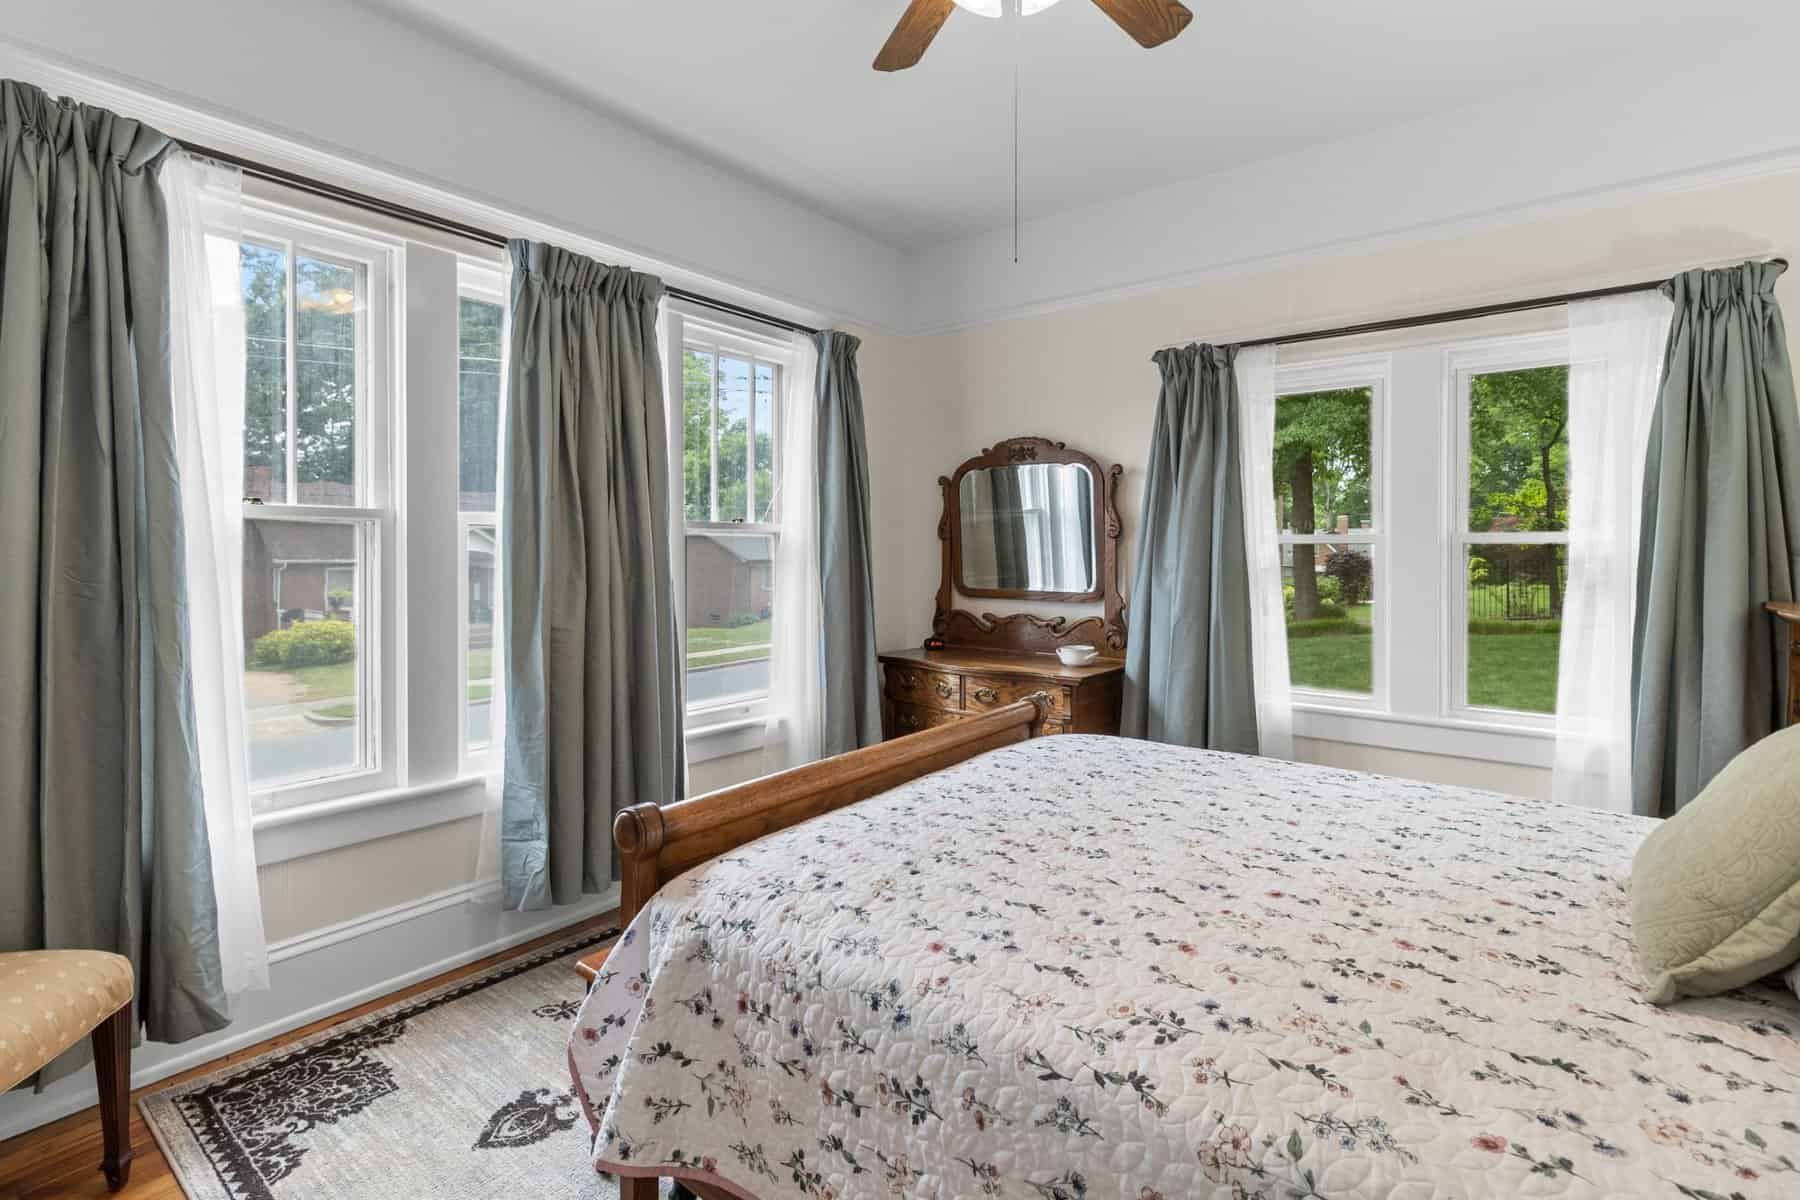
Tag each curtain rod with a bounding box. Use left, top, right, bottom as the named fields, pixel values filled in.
left=1229, top=261, right=1789, bottom=351
left=177, top=138, right=825, bottom=339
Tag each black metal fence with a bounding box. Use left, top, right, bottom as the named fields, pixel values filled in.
left=1468, top=544, right=1566, bottom=623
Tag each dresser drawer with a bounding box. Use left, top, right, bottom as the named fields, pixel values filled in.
left=961, top=674, right=1073, bottom=721
left=884, top=664, right=962, bottom=711
left=888, top=701, right=967, bottom=737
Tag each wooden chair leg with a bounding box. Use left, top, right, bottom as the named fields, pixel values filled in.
left=90, top=1001, right=134, bottom=1192
left=617, top=1176, right=659, bottom=1200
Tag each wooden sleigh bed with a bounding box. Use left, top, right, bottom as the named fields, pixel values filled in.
left=599, top=696, right=1057, bottom=1200
left=572, top=696, right=1800, bottom=1200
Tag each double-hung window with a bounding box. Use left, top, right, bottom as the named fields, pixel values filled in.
left=663, top=306, right=789, bottom=745
left=1275, top=361, right=1384, bottom=706
left=232, top=182, right=511, bottom=839
left=239, top=213, right=397, bottom=810
left=1270, top=320, right=1576, bottom=765
left=1448, top=336, right=1570, bottom=720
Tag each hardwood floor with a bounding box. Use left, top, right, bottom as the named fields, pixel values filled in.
left=0, top=910, right=619, bottom=1200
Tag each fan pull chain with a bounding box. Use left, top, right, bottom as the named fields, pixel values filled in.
left=1011, top=0, right=1022, bottom=264
left=1013, top=63, right=1021, bottom=265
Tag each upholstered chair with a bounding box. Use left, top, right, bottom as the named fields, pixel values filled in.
left=0, top=952, right=136, bottom=1191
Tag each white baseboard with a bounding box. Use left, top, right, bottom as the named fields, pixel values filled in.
left=0, top=880, right=619, bottom=1144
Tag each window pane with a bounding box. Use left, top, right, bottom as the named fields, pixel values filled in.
left=1468, top=366, right=1569, bottom=533
left=754, top=362, right=776, bottom=522
left=1466, top=544, right=1565, bottom=713
left=682, top=349, right=714, bottom=522
left=243, top=518, right=367, bottom=793
left=1285, top=542, right=1374, bottom=694
left=458, top=297, right=503, bottom=512
left=294, top=254, right=361, bottom=505
left=1275, top=388, right=1373, bottom=534
left=242, top=242, right=288, bottom=504
left=685, top=531, right=773, bottom=706
left=717, top=356, right=751, bottom=522
left=466, top=524, right=497, bottom=750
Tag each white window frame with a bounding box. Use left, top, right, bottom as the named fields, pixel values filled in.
left=235, top=184, right=510, bottom=863
left=241, top=203, right=401, bottom=813
left=663, top=304, right=794, bottom=757
left=457, top=262, right=507, bottom=769
left=1274, top=354, right=1390, bottom=715
left=1270, top=321, right=1577, bottom=769
left=1442, top=331, right=1571, bottom=730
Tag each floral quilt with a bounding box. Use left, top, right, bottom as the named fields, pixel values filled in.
left=569, top=735, right=1800, bottom=1199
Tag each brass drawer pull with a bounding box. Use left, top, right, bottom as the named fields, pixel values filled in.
left=972, top=686, right=999, bottom=705
left=934, top=680, right=955, bottom=699
left=899, top=711, right=923, bottom=730
left=895, top=670, right=920, bottom=689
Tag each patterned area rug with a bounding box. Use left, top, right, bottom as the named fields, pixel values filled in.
left=142, top=927, right=628, bottom=1200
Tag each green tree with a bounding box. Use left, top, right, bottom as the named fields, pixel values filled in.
left=242, top=243, right=287, bottom=500
left=1274, top=389, right=1371, bottom=620
left=1468, top=366, right=1569, bottom=613
left=458, top=297, right=503, bottom=506
left=292, top=256, right=358, bottom=500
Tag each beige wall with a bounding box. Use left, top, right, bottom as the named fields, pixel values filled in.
left=870, top=168, right=1800, bottom=799
left=257, top=815, right=486, bottom=943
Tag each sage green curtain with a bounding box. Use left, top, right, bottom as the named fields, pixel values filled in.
left=0, top=79, right=227, bottom=1055
left=1631, top=260, right=1800, bottom=816
left=501, top=241, right=684, bottom=910
left=1121, top=343, right=1259, bottom=752
left=816, top=331, right=881, bottom=754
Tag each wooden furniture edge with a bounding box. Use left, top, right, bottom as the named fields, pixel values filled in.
left=611, top=694, right=1053, bottom=928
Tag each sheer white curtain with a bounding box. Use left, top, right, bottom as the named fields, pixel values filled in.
left=1552, top=291, right=1671, bottom=811
left=163, top=154, right=269, bottom=995
left=1234, top=345, right=1294, bottom=759
left=765, top=334, right=825, bottom=770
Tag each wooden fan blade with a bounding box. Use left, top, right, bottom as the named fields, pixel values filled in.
left=1088, top=0, right=1193, bottom=48
left=874, top=0, right=958, bottom=71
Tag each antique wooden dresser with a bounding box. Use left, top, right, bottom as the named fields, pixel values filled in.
left=878, top=645, right=1123, bottom=737
left=878, top=435, right=1127, bottom=742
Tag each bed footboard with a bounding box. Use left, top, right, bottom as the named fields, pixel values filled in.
left=612, top=693, right=1054, bottom=926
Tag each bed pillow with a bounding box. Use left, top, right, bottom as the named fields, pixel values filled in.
left=1629, top=724, right=1800, bottom=1005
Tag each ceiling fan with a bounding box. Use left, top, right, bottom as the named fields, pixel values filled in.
left=874, top=0, right=1193, bottom=71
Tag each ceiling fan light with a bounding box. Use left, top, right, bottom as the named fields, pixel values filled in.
left=949, top=0, right=1066, bottom=16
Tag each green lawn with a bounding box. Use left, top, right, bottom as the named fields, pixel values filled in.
left=687, top=618, right=772, bottom=669
left=1286, top=604, right=1559, bottom=711
left=285, top=661, right=356, bottom=703
left=251, top=643, right=495, bottom=707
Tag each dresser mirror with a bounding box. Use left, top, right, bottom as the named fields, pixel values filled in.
left=934, top=436, right=1126, bottom=656
left=956, top=461, right=1098, bottom=596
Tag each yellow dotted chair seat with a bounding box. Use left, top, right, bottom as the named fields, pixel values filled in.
left=0, top=951, right=135, bottom=1092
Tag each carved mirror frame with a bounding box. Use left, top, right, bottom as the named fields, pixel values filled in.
left=935, top=436, right=1127, bottom=656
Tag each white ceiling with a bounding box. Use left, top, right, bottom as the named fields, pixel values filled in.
left=364, top=0, right=1743, bottom=251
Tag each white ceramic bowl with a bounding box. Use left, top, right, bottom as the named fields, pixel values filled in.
left=1056, top=645, right=1100, bottom=666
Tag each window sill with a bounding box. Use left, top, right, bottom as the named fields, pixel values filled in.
left=252, top=776, right=492, bottom=866
left=1292, top=703, right=1554, bottom=769
left=686, top=713, right=769, bottom=765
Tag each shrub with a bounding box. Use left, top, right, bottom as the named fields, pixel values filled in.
left=1323, top=550, right=1373, bottom=606
left=1315, top=576, right=1342, bottom=605
left=1467, top=619, right=1562, bottom=637
left=1286, top=617, right=1368, bottom=639
left=251, top=619, right=356, bottom=669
